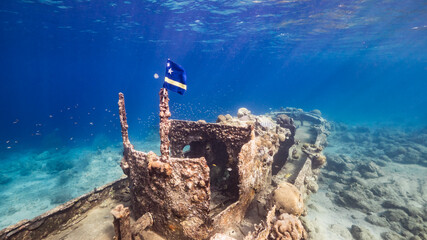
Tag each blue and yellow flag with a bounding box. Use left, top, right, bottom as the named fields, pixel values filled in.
left=163, top=59, right=187, bottom=95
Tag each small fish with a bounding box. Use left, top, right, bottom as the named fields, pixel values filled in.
left=70, top=137, right=73, bottom=141
left=227, top=168, right=232, bottom=171
left=7, top=146, right=11, bottom=149
left=89, top=122, right=94, bottom=125
left=13, top=119, right=19, bottom=124
left=212, top=164, right=217, bottom=167
left=49, top=115, right=53, bottom=118
left=6, top=140, right=10, bottom=143
left=285, top=173, right=292, bottom=178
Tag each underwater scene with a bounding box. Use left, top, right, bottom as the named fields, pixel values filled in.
left=0, top=0, right=426, bottom=239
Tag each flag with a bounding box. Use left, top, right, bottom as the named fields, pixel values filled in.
left=163, top=59, right=187, bottom=95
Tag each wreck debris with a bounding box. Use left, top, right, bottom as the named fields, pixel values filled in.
left=111, top=204, right=131, bottom=240
left=0, top=177, right=129, bottom=240
left=244, top=206, right=276, bottom=240
left=301, top=144, right=326, bottom=169
left=132, top=212, right=153, bottom=236
left=118, top=93, right=130, bottom=145
left=111, top=204, right=154, bottom=240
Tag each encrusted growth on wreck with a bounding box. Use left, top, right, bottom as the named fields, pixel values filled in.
left=169, top=119, right=254, bottom=215
left=118, top=92, right=211, bottom=239
left=159, top=88, right=172, bottom=162
left=117, top=93, right=307, bottom=239
left=209, top=108, right=329, bottom=240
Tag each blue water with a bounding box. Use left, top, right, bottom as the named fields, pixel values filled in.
left=0, top=0, right=426, bottom=230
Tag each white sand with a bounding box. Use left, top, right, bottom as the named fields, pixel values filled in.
left=305, top=129, right=427, bottom=240
left=0, top=144, right=124, bottom=229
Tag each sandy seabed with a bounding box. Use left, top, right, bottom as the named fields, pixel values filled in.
left=0, top=137, right=160, bottom=230
left=304, top=124, right=427, bottom=240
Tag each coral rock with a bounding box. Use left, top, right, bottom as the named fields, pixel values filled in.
left=312, top=154, right=326, bottom=167
left=276, top=114, right=293, bottom=126
left=350, top=225, right=376, bottom=240
left=217, top=115, right=227, bottom=123
left=211, top=233, right=237, bottom=240
left=238, top=108, right=251, bottom=118
left=271, top=213, right=307, bottom=240
left=310, top=109, right=322, bottom=116
left=273, top=182, right=304, bottom=216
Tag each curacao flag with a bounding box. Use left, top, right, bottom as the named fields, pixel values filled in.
left=163, top=59, right=187, bottom=95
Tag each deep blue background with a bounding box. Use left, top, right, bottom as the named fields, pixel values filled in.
left=1, top=0, right=426, bottom=152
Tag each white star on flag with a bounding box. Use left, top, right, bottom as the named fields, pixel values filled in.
left=168, top=68, right=173, bottom=74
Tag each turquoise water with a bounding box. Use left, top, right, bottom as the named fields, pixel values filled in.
left=0, top=0, right=426, bottom=231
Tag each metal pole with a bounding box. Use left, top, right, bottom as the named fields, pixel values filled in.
left=159, top=88, right=171, bottom=162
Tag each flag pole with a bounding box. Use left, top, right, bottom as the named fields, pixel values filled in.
left=159, top=87, right=171, bottom=162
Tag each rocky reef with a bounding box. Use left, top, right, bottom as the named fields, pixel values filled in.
left=304, top=123, right=427, bottom=240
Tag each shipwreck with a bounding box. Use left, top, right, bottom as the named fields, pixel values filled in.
left=0, top=88, right=329, bottom=240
